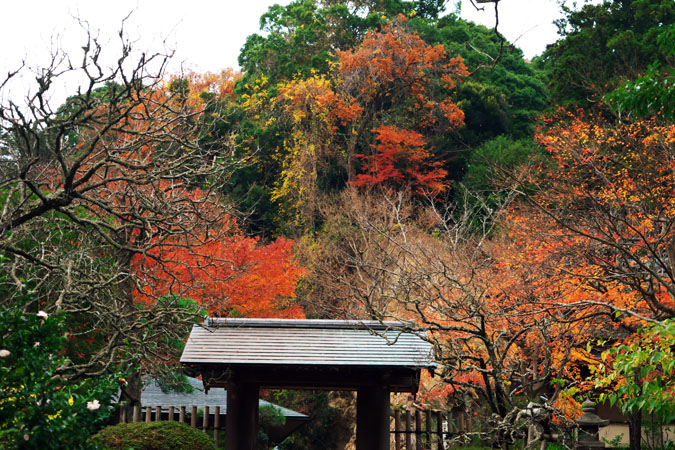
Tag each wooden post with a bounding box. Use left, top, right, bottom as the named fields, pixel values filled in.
left=395, top=410, right=402, bottom=450
left=356, top=385, right=390, bottom=450
left=145, top=406, right=151, bottom=423
left=226, top=382, right=259, bottom=450
left=426, top=409, right=432, bottom=447
left=120, top=407, right=127, bottom=424
left=191, top=406, right=198, bottom=428
left=405, top=410, right=412, bottom=450
left=179, top=406, right=185, bottom=424
left=203, top=405, right=210, bottom=433
left=436, top=411, right=443, bottom=450
left=214, top=406, right=221, bottom=445
left=458, top=413, right=465, bottom=446
left=169, top=406, right=175, bottom=422
left=132, top=405, right=141, bottom=423
left=415, top=409, right=422, bottom=450
left=155, top=406, right=161, bottom=422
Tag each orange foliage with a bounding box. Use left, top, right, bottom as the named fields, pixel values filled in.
left=492, top=113, right=675, bottom=407
left=336, top=16, right=467, bottom=130
left=131, top=222, right=305, bottom=318
left=166, top=69, right=240, bottom=109
left=526, top=113, right=675, bottom=323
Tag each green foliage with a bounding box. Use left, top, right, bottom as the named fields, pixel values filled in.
left=154, top=370, right=195, bottom=395
left=238, top=0, right=376, bottom=85
left=595, top=320, right=675, bottom=424
left=416, top=14, right=548, bottom=144
left=268, top=390, right=344, bottom=450
left=462, top=136, right=541, bottom=192
left=0, top=304, right=120, bottom=449
left=455, top=136, right=540, bottom=228
left=545, top=0, right=674, bottom=110
left=604, top=24, right=675, bottom=121
left=605, top=61, right=675, bottom=121
left=92, top=421, right=217, bottom=450
left=258, top=404, right=286, bottom=449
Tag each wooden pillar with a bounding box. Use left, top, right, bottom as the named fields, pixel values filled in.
left=406, top=411, right=412, bottom=450
left=203, top=405, right=210, bottom=433
left=394, top=410, right=402, bottom=450
left=132, top=405, right=141, bottom=423
left=214, top=406, right=221, bottom=445
left=226, top=383, right=259, bottom=450
left=356, top=385, right=390, bottom=450
left=415, top=409, right=422, bottom=450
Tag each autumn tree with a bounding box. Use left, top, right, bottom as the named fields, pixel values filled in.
left=233, top=1, right=547, bottom=236
left=350, top=125, right=449, bottom=194
left=0, top=25, right=253, bottom=402
left=525, top=113, right=675, bottom=325
left=336, top=16, right=467, bottom=179
left=265, top=17, right=467, bottom=230
left=296, top=188, right=582, bottom=447
left=499, top=111, right=675, bottom=449
left=132, top=218, right=305, bottom=319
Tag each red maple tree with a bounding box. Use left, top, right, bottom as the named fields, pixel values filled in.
left=350, top=125, right=449, bottom=194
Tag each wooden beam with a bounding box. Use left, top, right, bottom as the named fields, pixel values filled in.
left=200, top=364, right=421, bottom=393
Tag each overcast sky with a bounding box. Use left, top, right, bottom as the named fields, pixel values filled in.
left=0, top=0, right=590, bottom=104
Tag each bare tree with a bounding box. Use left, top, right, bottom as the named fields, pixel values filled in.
left=299, top=188, right=580, bottom=448
left=0, top=22, right=242, bottom=410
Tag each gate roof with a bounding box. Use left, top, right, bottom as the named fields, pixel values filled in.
left=180, top=318, right=435, bottom=393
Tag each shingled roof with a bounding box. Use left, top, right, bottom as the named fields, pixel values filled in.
left=180, top=318, right=435, bottom=368
left=141, top=377, right=307, bottom=419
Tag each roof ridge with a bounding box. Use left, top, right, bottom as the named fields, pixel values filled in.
left=205, top=317, right=411, bottom=330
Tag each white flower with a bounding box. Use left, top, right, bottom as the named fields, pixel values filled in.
left=37, top=311, right=48, bottom=320
left=86, top=400, right=101, bottom=411
left=33, top=342, right=40, bottom=347
left=0, top=349, right=10, bottom=357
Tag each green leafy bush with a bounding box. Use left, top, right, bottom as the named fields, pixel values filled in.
left=595, top=319, right=675, bottom=424
left=0, top=304, right=119, bottom=449
left=93, top=421, right=217, bottom=450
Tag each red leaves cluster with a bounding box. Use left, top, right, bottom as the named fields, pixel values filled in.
left=351, top=125, right=449, bottom=194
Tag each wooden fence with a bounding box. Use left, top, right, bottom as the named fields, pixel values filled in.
left=119, top=405, right=223, bottom=446
left=118, top=404, right=471, bottom=449
left=391, top=408, right=474, bottom=450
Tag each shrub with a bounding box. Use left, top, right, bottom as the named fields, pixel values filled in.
left=93, top=421, right=217, bottom=450
left=0, top=304, right=119, bottom=449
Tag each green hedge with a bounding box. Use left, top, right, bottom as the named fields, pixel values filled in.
left=93, top=421, right=217, bottom=450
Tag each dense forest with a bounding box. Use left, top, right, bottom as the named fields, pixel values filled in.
left=0, top=0, right=673, bottom=449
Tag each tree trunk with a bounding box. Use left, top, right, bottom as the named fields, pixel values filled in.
left=628, top=410, right=641, bottom=450
left=628, top=368, right=642, bottom=450
left=120, top=370, right=142, bottom=420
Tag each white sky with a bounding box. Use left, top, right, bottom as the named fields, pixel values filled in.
left=0, top=0, right=588, bottom=104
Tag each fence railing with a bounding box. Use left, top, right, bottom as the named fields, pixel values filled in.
left=119, top=404, right=472, bottom=450
left=119, top=405, right=223, bottom=446
left=391, top=408, right=473, bottom=450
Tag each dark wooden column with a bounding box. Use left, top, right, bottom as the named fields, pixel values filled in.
left=225, top=382, right=259, bottom=450
left=356, top=384, right=390, bottom=450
